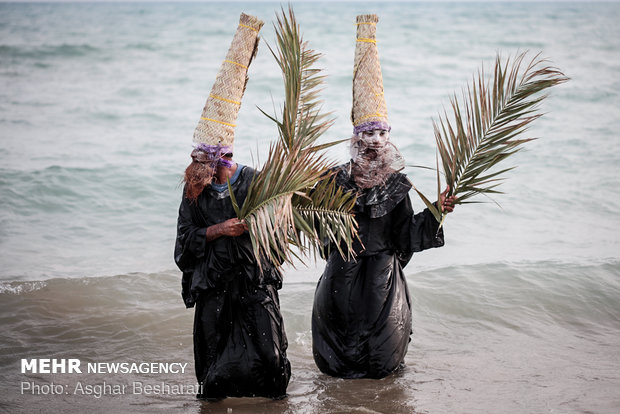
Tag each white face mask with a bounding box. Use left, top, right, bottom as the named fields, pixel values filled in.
left=360, top=129, right=390, bottom=149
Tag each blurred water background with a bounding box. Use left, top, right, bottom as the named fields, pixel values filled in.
left=1, top=2, right=619, bottom=413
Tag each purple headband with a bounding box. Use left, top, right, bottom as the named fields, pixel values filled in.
left=353, top=121, right=391, bottom=135
left=191, top=143, right=234, bottom=168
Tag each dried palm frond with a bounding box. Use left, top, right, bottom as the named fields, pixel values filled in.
left=259, top=7, right=334, bottom=153
left=291, top=175, right=358, bottom=261
left=230, top=6, right=358, bottom=267
left=414, top=52, right=569, bottom=227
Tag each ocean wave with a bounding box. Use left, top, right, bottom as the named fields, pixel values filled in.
left=1, top=267, right=619, bottom=414
left=2, top=259, right=619, bottom=329
left=0, top=270, right=191, bottom=387
left=0, top=164, right=177, bottom=215
left=0, top=43, right=101, bottom=60
left=124, top=42, right=158, bottom=52
left=0, top=280, right=47, bottom=295
left=409, top=258, right=620, bottom=335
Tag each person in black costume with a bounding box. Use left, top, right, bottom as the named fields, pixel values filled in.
left=311, top=14, right=456, bottom=379
left=311, top=146, right=455, bottom=379
left=176, top=156, right=291, bottom=399
left=312, top=129, right=457, bottom=379
left=174, top=13, right=290, bottom=400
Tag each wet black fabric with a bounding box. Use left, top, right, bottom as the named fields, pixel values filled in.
left=332, top=162, right=413, bottom=219
left=312, top=165, right=444, bottom=379
left=175, top=166, right=291, bottom=399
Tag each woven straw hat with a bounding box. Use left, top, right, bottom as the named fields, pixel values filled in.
left=351, top=14, right=390, bottom=134
left=192, top=13, right=264, bottom=151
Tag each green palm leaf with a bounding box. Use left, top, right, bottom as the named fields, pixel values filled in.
left=230, top=6, right=358, bottom=268
left=416, top=52, right=569, bottom=227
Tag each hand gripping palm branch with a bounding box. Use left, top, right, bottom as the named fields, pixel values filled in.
left=229, top=7, right=358, bottom=268
left=413, top=52, right=569, bottom=228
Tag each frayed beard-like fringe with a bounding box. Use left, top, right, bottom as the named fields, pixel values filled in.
left=351, top=156, right=397, bottom=189
left=183, top=160, right=216, bottom=201
left=350, top=142, right=405, bottom=189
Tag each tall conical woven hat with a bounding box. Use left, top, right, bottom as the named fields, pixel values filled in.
left=351, top=14, right=390, bottom=134
left=193, top=13, right=264, bottom=151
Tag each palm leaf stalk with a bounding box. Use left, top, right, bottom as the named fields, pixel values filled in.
left=230, top=6, right=358, bottom=268
left=413, top=52, right=569, bottom=228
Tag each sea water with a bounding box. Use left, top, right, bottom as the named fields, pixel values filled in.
left=1, top=2, right=619, bottom=413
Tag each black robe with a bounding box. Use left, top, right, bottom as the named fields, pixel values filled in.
left=312, top=163, right=444, bottom=379
left=175, top=166, right=291, bottom=399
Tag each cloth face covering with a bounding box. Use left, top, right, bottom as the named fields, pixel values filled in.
left=192, top=143, right=234, bottom=169
left=184, top=144, right=234, bottom=200
left=350, top=129, right=405, bottom=189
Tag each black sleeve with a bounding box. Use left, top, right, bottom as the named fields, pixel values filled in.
left=392, top=195, right=445, bottom=268
left=410, top=205, right=445, bottom=252
left=174, top=194, right=207, bottom=308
